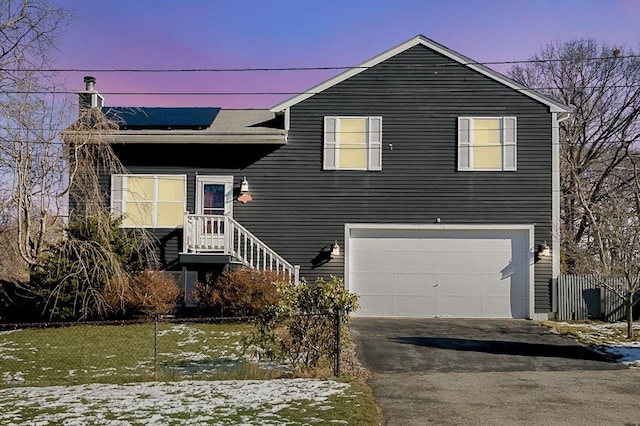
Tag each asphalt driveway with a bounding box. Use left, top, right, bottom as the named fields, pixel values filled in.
left=349, top=318, right=640, bottom=425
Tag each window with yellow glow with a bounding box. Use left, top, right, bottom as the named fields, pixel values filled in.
left=458, top=117, right=517, bottom=171
left=111, top=175, right=186, bottom=228
left=324, top=116, right=382, bottom=171
left=338, top=118, right=368, bottom=169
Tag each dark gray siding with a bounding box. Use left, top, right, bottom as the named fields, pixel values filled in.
left=108, top=44, right=555, bottom=312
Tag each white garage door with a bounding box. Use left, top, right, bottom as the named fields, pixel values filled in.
left=346, top=225, right=533, bottom=319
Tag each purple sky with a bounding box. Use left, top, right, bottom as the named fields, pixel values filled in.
left=52, top=0, right=640, bottom=109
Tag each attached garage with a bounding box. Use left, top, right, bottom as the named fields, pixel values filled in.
left=345, top=224, right=534, bottom=319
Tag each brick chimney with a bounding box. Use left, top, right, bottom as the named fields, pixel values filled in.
left=77, top=76, right=104, bottom=114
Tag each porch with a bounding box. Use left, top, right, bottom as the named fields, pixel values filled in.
left=181, top=214, right=300, bottom=283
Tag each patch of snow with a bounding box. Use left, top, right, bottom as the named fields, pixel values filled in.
left=2, top=371, right=25, bottom=384
left=551, top=321, right=640, bottom=369
left=593, top=341, right=640, bottom=369
left=0, top=379, right=350, bottom=425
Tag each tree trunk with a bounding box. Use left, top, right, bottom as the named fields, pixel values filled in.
left=626, top=294, right=634, bottom=340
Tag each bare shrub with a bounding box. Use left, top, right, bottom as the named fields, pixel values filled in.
left=104, top=269, right=180, bottom=317
left=192, top=267, right=283, bottom=317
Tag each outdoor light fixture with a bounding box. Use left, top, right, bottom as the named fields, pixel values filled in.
left=538, top=242, right=550, bottom=257
left=237, top=177, right=252, bottom=203
left=240, top=177, right=250, bottom=194
left=331, top=240, right=340, bottom=257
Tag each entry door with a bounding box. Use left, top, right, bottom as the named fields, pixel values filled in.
left=195, top=176, right=234, bottom=250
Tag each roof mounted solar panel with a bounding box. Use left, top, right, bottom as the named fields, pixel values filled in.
left=103, top=107, right=220, bottom=129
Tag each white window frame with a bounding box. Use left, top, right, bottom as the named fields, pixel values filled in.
left=324, top=116, right=382, bottom=171
left=111, top=174, right=187, bottom=228
left=458, top=116, right=517, bottom=171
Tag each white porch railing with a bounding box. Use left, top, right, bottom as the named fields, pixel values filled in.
left=183, top=214, right=300, bottom=284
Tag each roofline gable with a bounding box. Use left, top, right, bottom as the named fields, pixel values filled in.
left=270, top=35, right=571, bottom=114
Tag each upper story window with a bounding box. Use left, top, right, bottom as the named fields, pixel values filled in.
left=458, top=117, right=517, bottom=171
left=323, top=116, right=382, bottom=171
left=111, top=174, right=186, bottom=228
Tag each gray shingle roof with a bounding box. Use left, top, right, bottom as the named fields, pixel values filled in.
left=104, top=109, right=286, bottom=145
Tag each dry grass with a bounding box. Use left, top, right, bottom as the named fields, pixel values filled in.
left=543, top=320, right=640, bottom=345
left=339, top=329, right=373, bottom=380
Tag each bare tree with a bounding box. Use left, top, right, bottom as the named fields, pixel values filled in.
left=510, top=40, right=639, bottom=260
left=0, top=0, right=68, bottom=91
left=0, top=0, right=70, bottom=291
left=571, top=152, right=640, bottom=337
left=0, top=76, right=70, bottom=266
left=510, top=39, right=640, bottom=336
left=0, top=1, right=157, bottom=321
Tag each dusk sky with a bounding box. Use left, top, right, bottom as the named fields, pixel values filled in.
left=52, top=0, right=640, bottom=109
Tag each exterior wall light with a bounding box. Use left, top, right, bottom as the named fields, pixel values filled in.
left=538, top=242, right=550, bottom=257
left=331, top=240, right=340, bottom=257
left=238, top=177, right=252, bottom=204
left=240, top=177, right=250, bottom=194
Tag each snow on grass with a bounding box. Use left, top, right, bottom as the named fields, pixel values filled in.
left=2, top=372, right=25, bottom=385
left=549, top=321, right=640, bottom=368
left=0, top=341, right=21, bottom=361
left=0, top=379, right=350, bottom=425
left=153, top=324, right=291, bottom=376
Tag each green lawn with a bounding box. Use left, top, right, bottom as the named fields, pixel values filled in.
left=0, top=322, right=382, bottom=425
left=1, top=322, right=260, bottom=386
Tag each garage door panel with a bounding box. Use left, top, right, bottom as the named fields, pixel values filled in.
left=437, top=251, right=480, bottom=272
left=357, top=295, right=397, bottom=317
left=394, top=296, right=438, bottom=317
left=350, top=250, right=396, bottom=273
left=438, top=295, right=483, bottom=317
left=353, top=248, right=441, bottom=273
left=349, top=244, right=397, bottom=271
left=506, top=255, right=530, bottom=271
left=394, top=273, right=440, bottom=297
left=481, top=277, right=514, bottom=296
left=503, top=274, right=530, bottom=298
left=485, top=254, right=518, bottom=272
left=438, top=251, right=517, bottom=274
left=350, top=272, right=395, bottom=295
left=390, top=251, right=440, bottom=272
left=509, top=296, right=529, bottom=318
left=437, top=237, right=508, bottom=252
left=352, top=272, right=440, bottom=298
left=348, top=226, right=532, bottom=319
left=481, top=296, right=514, bottom=318
left=437, top=273, right=483, bottom=295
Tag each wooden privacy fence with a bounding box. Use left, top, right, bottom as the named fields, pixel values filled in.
left=557, top=275, right=638, bottom=321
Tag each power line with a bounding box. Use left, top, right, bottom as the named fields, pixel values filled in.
left=2, top=137, right=637, bottom=148
left=3, top=55, right=639, bottom=73
left=3, top=84, right=639, bottom=97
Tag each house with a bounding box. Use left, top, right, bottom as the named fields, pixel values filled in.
left=70, top=35, right=570, bottom=320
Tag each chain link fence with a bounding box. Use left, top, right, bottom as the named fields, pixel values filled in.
left=0, top=313, right=347, bottom=388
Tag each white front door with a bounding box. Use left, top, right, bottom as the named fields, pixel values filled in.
left=195, top=176, right=234, bottom=250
